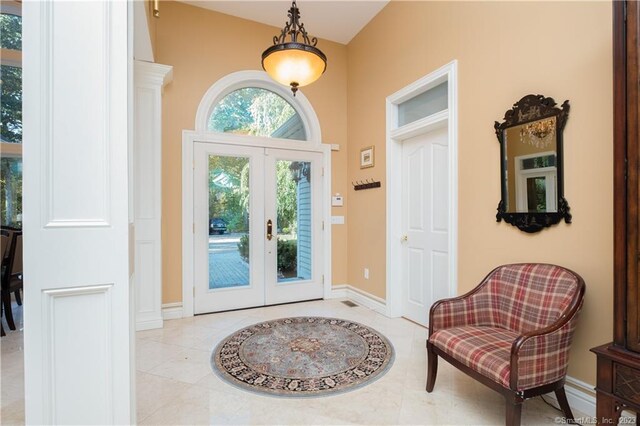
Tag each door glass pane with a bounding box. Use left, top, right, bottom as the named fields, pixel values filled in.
left=208, top=155, right=250, bottom=289
left=276, top=160, right=312, bottom=283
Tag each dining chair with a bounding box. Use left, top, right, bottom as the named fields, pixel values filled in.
left=2, top=232, right=23, bottom=331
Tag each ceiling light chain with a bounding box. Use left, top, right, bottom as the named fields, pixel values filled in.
left=274, top=2, right=317, bottom=47
left=262, top=1, right=327, bottom=96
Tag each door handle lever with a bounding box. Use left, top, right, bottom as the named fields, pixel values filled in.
left=267, top=219, right=273, bottom=241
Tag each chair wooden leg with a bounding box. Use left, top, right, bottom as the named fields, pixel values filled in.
left=426, top=341, right=438, bottom=392
left=555, top=386, right=575, bottom=423
left=14, top=289, right=21, bottom=306
left=2, top=291, right=15, bottom=330
left=505, top=399, right=522, bottom=426
left=1, top=299, right=4, bottom=336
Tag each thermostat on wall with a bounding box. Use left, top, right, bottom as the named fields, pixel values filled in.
left=332, top=194, right=344, bottom=207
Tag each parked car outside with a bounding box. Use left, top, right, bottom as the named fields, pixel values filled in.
left=209, top=218, right=227, bottom=235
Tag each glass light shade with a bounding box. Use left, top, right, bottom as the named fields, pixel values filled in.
left=262, top=44, right=326, bottom=89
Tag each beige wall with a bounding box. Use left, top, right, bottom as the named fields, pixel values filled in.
left=346, top=1, right=612, bottom=386
left=144, top=0, right=157, bottom=58
left=156, top=1, right=349, bottom=303
left=155, top=0, right=612, bottom=387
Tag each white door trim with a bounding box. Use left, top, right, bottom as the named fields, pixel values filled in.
left=385, top=60, right=458, bottom=318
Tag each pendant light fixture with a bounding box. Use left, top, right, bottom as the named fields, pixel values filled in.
left=262, top=1, right=327, bottom=96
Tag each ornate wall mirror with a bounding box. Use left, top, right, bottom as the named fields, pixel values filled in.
left=494, top=95, right=572, bottom=233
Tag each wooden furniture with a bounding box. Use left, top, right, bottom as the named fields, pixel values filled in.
left=1, top=231, right=22, bottom=331
left=590, top=1, right=640, bottom=423
left=0, top=231, right=8, bottom=337
left=426, top=263, right=586, bottom=426
left=0, top=227, right=22, bottom=305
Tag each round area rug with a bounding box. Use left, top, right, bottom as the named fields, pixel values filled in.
left=211, top=316, right=395, bottom=397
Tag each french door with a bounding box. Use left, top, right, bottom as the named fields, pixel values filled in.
left=193, top=142, right=324, bottom=314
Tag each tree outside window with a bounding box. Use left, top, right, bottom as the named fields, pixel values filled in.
left=1, top=10, right=23, bottom=227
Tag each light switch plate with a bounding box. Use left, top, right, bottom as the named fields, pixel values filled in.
left=331, top=216, right=345, bottom=225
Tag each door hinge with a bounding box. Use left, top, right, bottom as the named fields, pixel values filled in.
left=322, top=274, right=325, bottom=284
left=322, top=221, right=325, bottom=230
left=322, top=167, right=325, bottom=177
left=193, top=223, right=195, bottom=233
left=193, top=287, right=195, bottom=297
left=193, top=160, right=195, bottom=170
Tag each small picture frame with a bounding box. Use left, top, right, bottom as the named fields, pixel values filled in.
left=360, top=146, right=375, bottom=169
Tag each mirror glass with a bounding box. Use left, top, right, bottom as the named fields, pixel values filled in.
left=495, top=95, right=571, bottom=233
left=503, top=116, right=557, bottom=213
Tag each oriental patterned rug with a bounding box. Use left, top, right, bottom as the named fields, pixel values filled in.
left=211, top=316, right=395, bottom=397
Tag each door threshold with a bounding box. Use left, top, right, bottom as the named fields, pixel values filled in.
left=194, top=298, right=323, bottom=316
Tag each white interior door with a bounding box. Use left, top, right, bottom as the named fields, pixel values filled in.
left=194, top=143, right=324, bottom=314
left=401, top=127, right=450, bottom=326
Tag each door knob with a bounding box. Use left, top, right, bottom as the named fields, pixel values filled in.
left=267, top=219, right=273, bottom=241
left=401, top=235, right=408, bottom=242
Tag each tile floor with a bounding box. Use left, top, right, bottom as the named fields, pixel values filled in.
left=1, top=298, right=586, bottom=425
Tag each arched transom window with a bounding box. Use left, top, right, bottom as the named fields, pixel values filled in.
left=208, top=87, right=307, bottom=141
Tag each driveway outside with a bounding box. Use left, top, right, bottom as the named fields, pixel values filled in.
left=208, top=232, right=249, bottom=289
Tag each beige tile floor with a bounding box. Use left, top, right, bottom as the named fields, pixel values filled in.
left=1, top=298, right=586, bottom=425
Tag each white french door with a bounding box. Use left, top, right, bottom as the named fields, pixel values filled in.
left=194, top=142, right=324, bottom=314
left=401, top=127, right=451, bottom=326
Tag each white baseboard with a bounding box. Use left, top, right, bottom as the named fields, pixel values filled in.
left=329, top=284, right=387, bottom=315
left=329, top=284, right=349, bottom=299
left=162, top=302, right=183, bottom=320
left=135, top=318, right=163, bottom=331
left=546, top=376, right=595, bottom=418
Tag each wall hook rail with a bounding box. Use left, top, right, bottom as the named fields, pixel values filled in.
left=352, top=179, right=381, bottom=191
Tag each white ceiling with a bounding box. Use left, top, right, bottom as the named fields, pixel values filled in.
left=178, top=1, right=389, bottom=44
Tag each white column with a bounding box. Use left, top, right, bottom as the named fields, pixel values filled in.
left=134, top=61, right=172, bottom=331
left=23, top=1, right=133, bottom=423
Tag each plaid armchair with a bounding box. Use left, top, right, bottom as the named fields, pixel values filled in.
left=426, top=264, right=585, bottom=426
